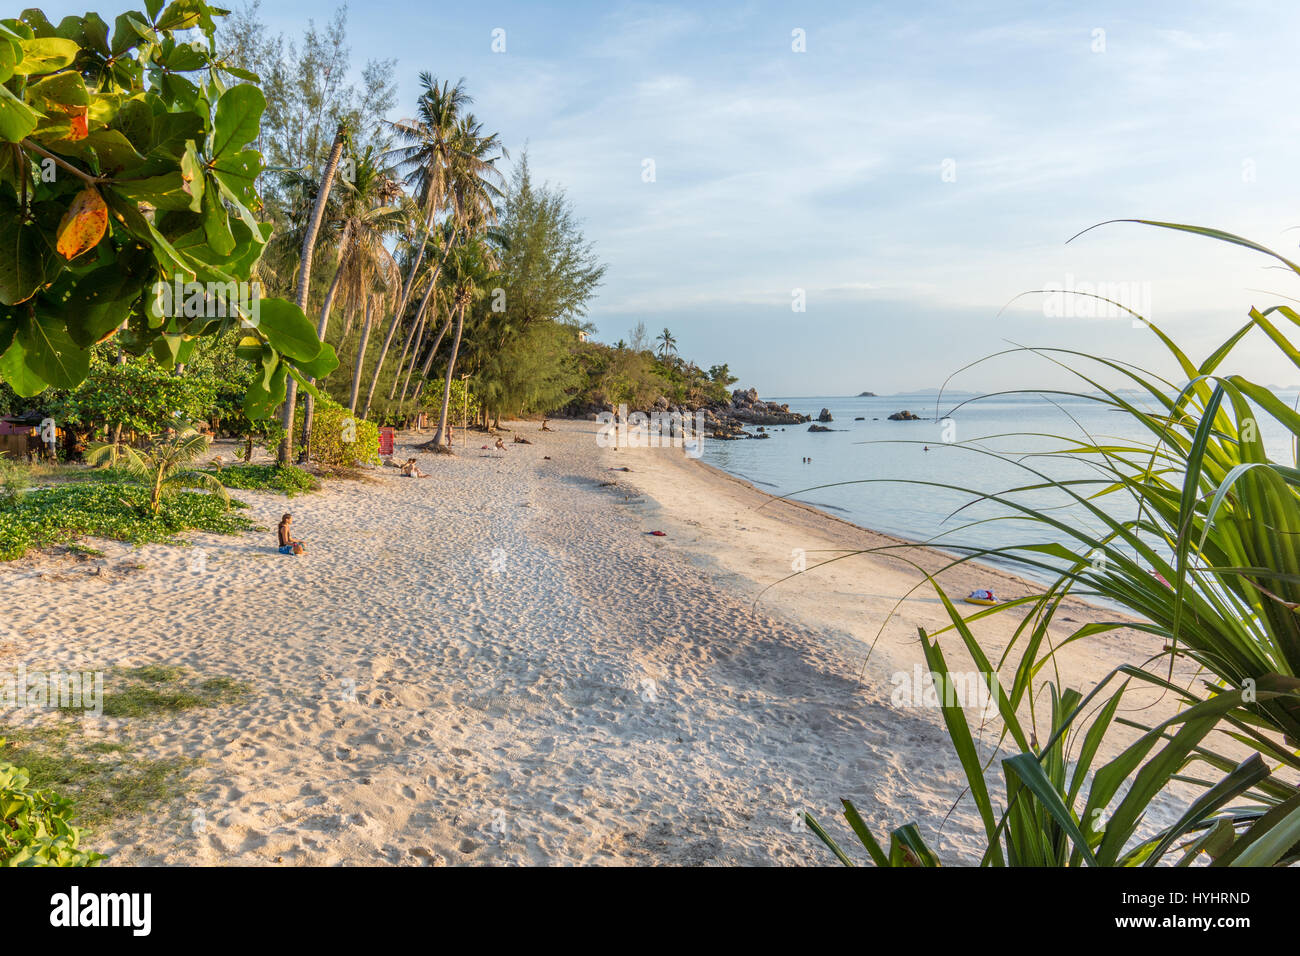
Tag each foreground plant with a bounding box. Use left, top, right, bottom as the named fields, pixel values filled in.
left=86, top=426, right=227, bottom=515
left=1, top=749, right=101, bottom=866
left=806, top=223, right=1300, bottom=865
left=808, top=616, right=1300, bottom=867
left=0, top=2, right=337, bottom=412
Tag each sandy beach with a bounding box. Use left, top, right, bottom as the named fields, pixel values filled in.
left=0, top=418, right=1201, bottom=866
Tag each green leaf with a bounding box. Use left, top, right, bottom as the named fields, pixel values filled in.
left=17, top=310, right=89, bottom=387
left=12, top=36, right=79, bottom=73
left=243, top=361, right=287, bottom=419
left=293, top=342, right=338, bottom=379
left=0, top=192, right=50, bottom=304
left=199, top=175, right=234, bottom=254
left=0, top=84, right=39, bottom=141
left=210, top=84, right=263, bottom=160
left=0, top=332, right=46, bottom=396
left=255, top=297, right=322, bottom=362
left=211, top=148, right=261, bottom=206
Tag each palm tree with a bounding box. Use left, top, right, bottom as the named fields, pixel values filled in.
left=87, top=428, right=230, bottom=516
left=361, top=75, right=503, bottom=420
left=300, top=147, right=405, bottom=458
left=404, top=117, right=505, bottom=409
left=279, top=123, right=350, bottom=464
left=657, top=328, right=676, bottom=359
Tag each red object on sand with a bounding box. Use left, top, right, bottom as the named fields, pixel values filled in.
left=378, top=427, right=395, bottom=456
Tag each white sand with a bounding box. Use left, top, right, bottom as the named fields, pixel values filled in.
left=0, top=419, right=1206, bottom=865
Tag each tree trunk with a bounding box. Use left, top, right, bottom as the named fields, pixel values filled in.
left=299, top=250, right=347, bottom=462
left=411, top=310, right=453, bottom=403
left=427, top=301, right=466, bottom=448
left=349, top=295, right=374, bottom=414
left=395, top=302, right=428, bottom=402
left=362, top=223, right=459, bottom=419
left=388, top=276, right=434, bottom=399
left=279, top=123, right=347, bottom=464
left=359, top=211, right=436, bottom=420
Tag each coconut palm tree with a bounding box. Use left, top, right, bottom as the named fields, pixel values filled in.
left=279, top=123, right=350, bottom=464
left=361, top=76, right=503, bottom=420
left=300, top=147, right=405, bottom=458
left=657, top=328, right=677, bottom=359
left=403, top=117, right=505, bottom=409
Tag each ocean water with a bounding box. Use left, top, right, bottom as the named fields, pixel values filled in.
left=700, top=390, right=1300, bottom=583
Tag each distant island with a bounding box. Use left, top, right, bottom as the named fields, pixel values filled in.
left=857, top=391, right=877, bottom=397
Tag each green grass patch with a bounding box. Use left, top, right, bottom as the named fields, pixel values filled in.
left=0, top=483, right=253, bottom=561
left=84, top=666, right=253, bottom=718
left=200, top=463, right=320, bottom=496
left=1, top=725, right=196, bottom=832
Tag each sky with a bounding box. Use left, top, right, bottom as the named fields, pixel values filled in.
left=45, top=0, right=1300, bottom=395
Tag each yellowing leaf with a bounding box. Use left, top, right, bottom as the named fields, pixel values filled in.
left=55, top=187, right=108, bottom=260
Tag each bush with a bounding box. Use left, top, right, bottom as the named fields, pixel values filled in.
left=0, top=756, right=102, bottom=866
left=54, top=362, right=217, bottom=439
left=305, top=398, right=380, bottom=466
left=203, top=464, right=319, bottom=496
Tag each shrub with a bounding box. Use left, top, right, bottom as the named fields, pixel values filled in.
left=202, top=464, right=319, bottom=496
left=0, top=756, right=102, bottom=866
left=305, top=398, right=380, bottom=466
left=0, top=459, right=30, bottom=510
left=54, top=363, right=217, bottom=439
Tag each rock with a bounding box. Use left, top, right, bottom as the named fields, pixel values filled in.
left=817, top=408, right=833, bottom=422
left=808, top=424, right=833, bottom=433
left=854, top=416, right=865, bottom=421
left=887, top=410, right=922, bottom=421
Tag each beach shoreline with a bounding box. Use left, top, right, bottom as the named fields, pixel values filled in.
left=0, top=418, right=1195, bottom=865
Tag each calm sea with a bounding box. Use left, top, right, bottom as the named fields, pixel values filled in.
left=700, top=390, right=1299, bottom=583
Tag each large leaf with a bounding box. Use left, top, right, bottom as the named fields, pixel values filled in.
left=256, top=297, right=322, bottom=362
left=210, top=83, right=263, bottom=160
left=294, top=341, right=338, bottom=379
left=0, top=192, right=50, bottom=304
left=54, top=186, right=109, bottom=260
left=12, top=36, right=79, bottom=73
left=0, top=83, right=39, bottom=141
left=16, top=310, right=89, bottom=387
left=0, top=332, right=46, bottom=396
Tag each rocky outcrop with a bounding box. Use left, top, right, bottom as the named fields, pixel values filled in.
left=808, top=424, right=833, bottom=433
left=728, top=387, right=810, bottom=425
left=887, top=410, right=923, bottom=421
left=817, top=408, right=833, bottom=422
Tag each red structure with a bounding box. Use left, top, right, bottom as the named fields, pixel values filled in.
left=378, top=427, right=395, bottom=456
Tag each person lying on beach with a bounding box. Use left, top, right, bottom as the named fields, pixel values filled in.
left=278, top=514, right=306, bottom=555
left=400, top=458, right=430, bottom=478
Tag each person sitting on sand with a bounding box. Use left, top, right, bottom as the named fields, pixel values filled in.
left=540, top=418, right=553, bottom=432
left=494, top=436, right=506, bottom=452
left=400, top=457, right=429, bottom=478
left=278, top=514, right=305, bottom=555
